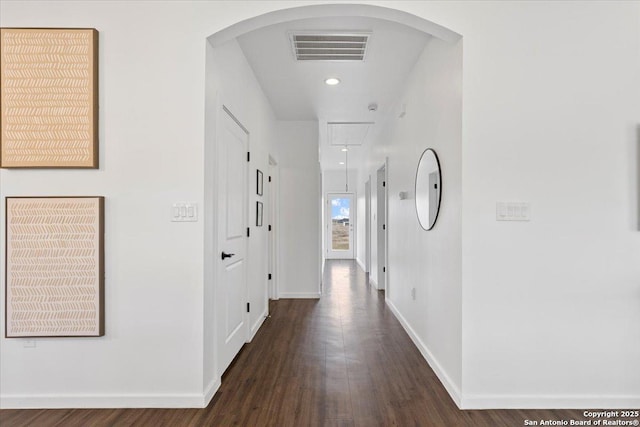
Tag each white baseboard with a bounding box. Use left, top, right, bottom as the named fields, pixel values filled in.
left=203, top=377, right=221, bottom=407
left=385, top=301, right=639, bottom=410
left=278, top=292, right=321, bottom=299
left=248, top=307, right=268, bottom=342
left=385, top=299, right=462, bottom=408
left=369, top=277, right=377, bottom=289
left=356, top=257, right=366, bottom=272
left=461, top=394, right=640, bottom=410
left=1, top=377, right=223, bottom=409
left=0, top=392, right=208, bottom=409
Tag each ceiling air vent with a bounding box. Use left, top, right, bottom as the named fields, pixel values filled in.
left=290, top=32, right=370, bottom=61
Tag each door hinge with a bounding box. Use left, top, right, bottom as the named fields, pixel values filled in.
left=247, top=227, right=250, bottom=237
left=268, top=273, right=272, bottom=280
left=247, top=151, right=250, bottom=162
left=383, top=267, right=386, bottom=273
left=268, top=176, right=272, bottom=182
left=383, top=224, right=386, bottom=230
left=247, top=302, right=250, bottom=313
left=383, top=181, right=386, bottom=187
left=268, top=224, right=272, bottom=231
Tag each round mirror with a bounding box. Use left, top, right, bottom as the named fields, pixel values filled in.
left=415, top=148, right=442, bottom=230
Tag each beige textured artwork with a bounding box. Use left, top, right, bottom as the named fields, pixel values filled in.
left=5, top=197, right=105, bottom=337
left=0, top=28, right=98, bottom=168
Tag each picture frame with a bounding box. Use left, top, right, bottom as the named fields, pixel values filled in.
left=5, top=196, right=105, bottom=337
left=0, top=28, right=99, bottom=168
left=256, top=201, right=263, bottom=227
left=257, top=169, right=263, bottom=196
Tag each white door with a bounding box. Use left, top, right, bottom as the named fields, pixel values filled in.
left=217, top=107, right=248, bottom=375
left=365, top=179, right=371, bottom=273
left=326, top=193, right=354, bottom=259
left=377, top=166, right=386, bottom=290
left=268, top=159, right=279, bottom=300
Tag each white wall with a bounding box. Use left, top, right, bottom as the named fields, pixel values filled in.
left=359, top=0, right=640, bottom=409
left=204, top=37, right=277, bottom=394
left=0, top=1, right=217, bottom=409
left=447, top=2, right=640, bottom=409
left=1, top=0, right=639, bottom=411
left=275, top=121, right=322, bottom=298
left=357, top=36, right=463, bottom=401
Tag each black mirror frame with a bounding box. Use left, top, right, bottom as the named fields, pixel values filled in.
left=415, top=148, right=442, bottom=231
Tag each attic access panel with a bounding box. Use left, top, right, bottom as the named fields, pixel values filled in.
left=328, top=122, right=375, bottom=146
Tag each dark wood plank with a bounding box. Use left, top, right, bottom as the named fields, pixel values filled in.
left=0, top=260, right=616, bottom=426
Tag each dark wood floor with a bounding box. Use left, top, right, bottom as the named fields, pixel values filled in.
left=1, top=260, right=596, bottom=426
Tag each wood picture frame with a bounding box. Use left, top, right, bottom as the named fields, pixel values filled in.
left=256, top=201, right=263, bottom=227
left=5, top=196, right=105, bottom=337
left=257, top=169, right=263, bottom=196
left=0, top=28, right=99, bottom=168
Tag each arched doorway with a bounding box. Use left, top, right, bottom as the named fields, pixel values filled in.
left=203, top=4, right=463, bottom=408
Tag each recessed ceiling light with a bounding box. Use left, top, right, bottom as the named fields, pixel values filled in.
left=325, top=77, right=341, bottom=86
left=339, top=162, right=345, bottom=165
left=341, top=148, right=348, bottom=152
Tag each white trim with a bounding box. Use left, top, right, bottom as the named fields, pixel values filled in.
left=248, top=307, right=268, bottom=342
left=386, top=299, right=462, bottom=408
left=0, top=391, right=214, bottom=409
left=203, top=377, right=222, bottom=408
left=369, top=277, right=378, bottom=289
left=279, top=292, right=321, bottom=299
left=461, top=394, right=640, bottom=410
left=356, top=257, right=366, bottom=272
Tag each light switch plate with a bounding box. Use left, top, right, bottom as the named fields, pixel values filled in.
left=172, top=202, right=198, bottom=222
left=496, top=202, right=531, bottom=221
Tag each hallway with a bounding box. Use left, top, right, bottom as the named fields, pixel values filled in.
left=1, top=260, right=589, bottom=426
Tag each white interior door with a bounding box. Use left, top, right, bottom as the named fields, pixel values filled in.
left=217, top=107, right=248, bottom=375
left=268, top=159, right=279, bottom=300
left=326, top=193, right=354, bottom=259
left=377, top=166, right=386, bottom=290
left=365, top=179, right=371, bottom=273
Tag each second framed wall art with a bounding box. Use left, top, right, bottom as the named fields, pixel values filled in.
left=5, top=196, right=105, bottom=337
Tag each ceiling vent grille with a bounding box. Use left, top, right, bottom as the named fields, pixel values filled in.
left=290, top=32, right=370, bottom=61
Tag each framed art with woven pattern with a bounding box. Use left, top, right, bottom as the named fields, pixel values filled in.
left=5, top=197, right=105, bottom=337
left=0, top=28, right=99, bottom=168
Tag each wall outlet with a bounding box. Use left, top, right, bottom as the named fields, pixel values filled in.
left=411, top=288, right=416, bottom=300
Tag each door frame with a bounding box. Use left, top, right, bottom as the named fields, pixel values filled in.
left=325, top=192, right=356, bottom=259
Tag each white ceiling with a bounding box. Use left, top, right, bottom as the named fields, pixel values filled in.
left=237, top=16, right=431, bottom=170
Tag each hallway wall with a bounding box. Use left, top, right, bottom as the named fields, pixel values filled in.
left=204, top=38, right=277, bottom=394
left=275, top=121, right=322, bottom=298
left=355, top=0, right=640, bottom=409
left=357, top=35, right=463, bottom=403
